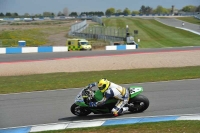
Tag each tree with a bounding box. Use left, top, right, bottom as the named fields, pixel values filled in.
left=35, top=14, right=42, bottom=17
left=80, top=12, right=86, bottom=16
left=79, top=11, right=104, bottom=16
left=139, top=5, right=153, bottom=14
left=13, top=12, right=18, bottom=16
left=139, top=5, right=146, bottom=14
left=145, top=6, right=153, bottom=14
left=123, top=8, right=131, bottom=15
left=63, top=7, right=69, bottom=16
left=88, top=11, right=95, bottom=16
left=116, top=9, right=122, bottom=14
left=105, top=8, right=115, bottom=15
left=69, top=12, right=78, bottom=17
left=24, top=13, right=30, bottom=17
left=43, top=12, right=52, bottom=17
left=96, top=11, right=104, bottom=16
left=57, top=11, right=63, bottom=16
left=153, top=5, right=169, bottom=14
left=196, top=5, right=200, bottom=12
left=132, top=10, right=139, bottom=15
left=6, top=12, right=12, bottom=16
left=0, top=12, right=4, bottom=16
left=182, top=5, right=196, bottom=12
left=155, top=5, right=164, bottom=14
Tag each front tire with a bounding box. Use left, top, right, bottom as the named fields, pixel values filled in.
left=70, top=103, right=91, bottom=116
left=128, top=94, right=149, bottom=113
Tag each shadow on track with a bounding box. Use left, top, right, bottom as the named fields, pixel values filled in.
left=58, top=112, right=138, bottom=122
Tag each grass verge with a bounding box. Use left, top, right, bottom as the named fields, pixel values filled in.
left=102, top=18, right=200, bottom=48
left=0, top=20, right=73, bottom=47
left=1, top=66, right=200, bottom=94
left=0, top=28, right=47, bottom=47
left=34, top=121, right=200, bottom=133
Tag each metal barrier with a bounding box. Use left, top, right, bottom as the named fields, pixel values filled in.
left=92, top=16, right=103, bottom=25
left=73, top=32, right=124, bottom=42
left=68, top=18, right=127, bottom=42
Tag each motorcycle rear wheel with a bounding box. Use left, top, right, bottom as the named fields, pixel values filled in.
left=71, top=103, right=91, bottom=116
left=128, top=94, right=149, bottom=113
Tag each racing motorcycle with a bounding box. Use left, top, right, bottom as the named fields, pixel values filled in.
left=71, top=86, right=149, bottom=116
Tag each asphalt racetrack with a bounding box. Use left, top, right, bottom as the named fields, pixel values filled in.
left=1, top=46, right=200, bottom=63
left=155, top=17, right=200, bottom=34
left=1, top=47, right=200, bottom=129
left=0, top=79, right=200, bottom=128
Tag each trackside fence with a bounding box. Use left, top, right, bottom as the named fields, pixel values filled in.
left=68, top=18, right=128, bottom=42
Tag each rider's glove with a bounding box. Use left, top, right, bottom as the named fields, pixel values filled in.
left=88, top=82, right=97, bottom=89
left=89, top=102, right=97, bottom=107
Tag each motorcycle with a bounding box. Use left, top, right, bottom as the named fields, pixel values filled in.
left=71, top=86, right=149, bottom=116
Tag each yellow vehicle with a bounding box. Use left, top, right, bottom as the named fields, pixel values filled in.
left=67, top=38, right=92, bottom=51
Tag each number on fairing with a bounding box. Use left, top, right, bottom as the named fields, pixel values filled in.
left=130, top=87, right=142, bottom=94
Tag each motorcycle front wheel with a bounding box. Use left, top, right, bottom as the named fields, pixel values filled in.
left=70, top=103, right=91, bottom=116
left=128, top=94, right=149, bottom=113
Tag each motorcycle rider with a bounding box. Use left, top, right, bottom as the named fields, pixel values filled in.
left=87, top=78, right=129, bottom=117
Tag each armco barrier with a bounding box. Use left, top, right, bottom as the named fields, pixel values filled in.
left=106, top=45, right=138, bottom=50
left=0, top=114, right=200, bottom=133
left=0, top=46, right=68, bottom=54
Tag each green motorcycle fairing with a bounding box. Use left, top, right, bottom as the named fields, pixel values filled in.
left=75, top=86, right=143, bottom=113
left=128, top=86, right=143, bottom=98
left=94, top=90, right=117, bottom=104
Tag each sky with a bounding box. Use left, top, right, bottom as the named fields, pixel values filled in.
left=0, top=0, right=199, bottom=15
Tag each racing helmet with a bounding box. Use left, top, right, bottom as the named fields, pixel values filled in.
left=98, top=78, right=110, bottom=93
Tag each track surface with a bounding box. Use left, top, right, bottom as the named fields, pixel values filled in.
left=0, top=79, right=200, bottom=128
left=156, top=18, right=200, bottom=33
left=1, top=47, right=200, bottom=63
left=1, top=47, right=200, bottom=128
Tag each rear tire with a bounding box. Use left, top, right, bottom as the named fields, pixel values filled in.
left=128, top=94, right=149, bottom=113
left=70, top=103, right=91, bottom=116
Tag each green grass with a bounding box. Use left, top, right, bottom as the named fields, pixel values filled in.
left=0, top=21, right=72, bottom=47
left=1, top=66, right=200, bottom=94
left=0, top=28, right=47, bottom=47
left=176, top=17, right=200, bottom=25
left=10, top=20, right=69, bottom=25
left=102, top=18, right=200, bottom=48
left=34, top=121, right=200, bottom=133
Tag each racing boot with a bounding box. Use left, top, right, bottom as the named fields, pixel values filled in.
left=115, top=107, right=129, bottom=116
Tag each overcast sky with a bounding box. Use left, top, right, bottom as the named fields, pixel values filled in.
left=0, top=0, right=199, bottom=15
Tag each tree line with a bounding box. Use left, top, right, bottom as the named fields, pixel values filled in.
left=0, top=11, right=105, bottom=17
left=105, top=5, right=200, bottom=15
left=0, top=5, right=199, bottom=18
